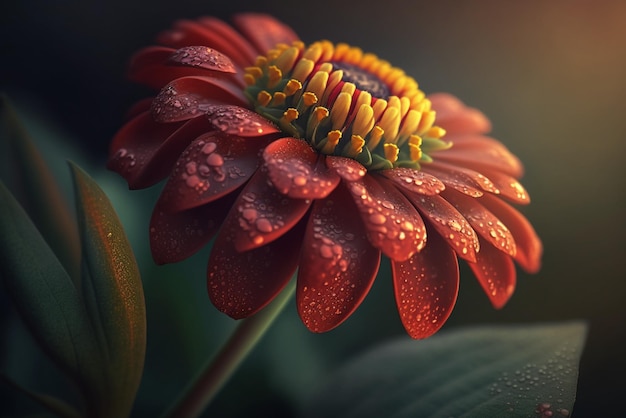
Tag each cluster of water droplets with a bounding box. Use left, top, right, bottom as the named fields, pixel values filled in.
left=236, top=191, right=287, bottom=247
left=110, top=147, right=137, bottom=174
left=299, top=198, right=368, bottom=331
left=178, top=140, right=225, bottom=194
left=486, top=344, right=579, bottom=417
left=169, top=46, right=235, bottom=72
left=151, top=84, right=204, bottom=122
left=394, top=253, right=452, bottom=337
left=205, top=104, right=277, bottom=137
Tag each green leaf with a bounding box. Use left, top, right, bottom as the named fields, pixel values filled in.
left=1, top=374, right=82, bottom=418
left=0, top=181, right=103, bottom=408
left=70, top=162, right=146, bottom=418
left=0, top=94, right=81, bottom=283
left=302, top=322, right=587, bottom=418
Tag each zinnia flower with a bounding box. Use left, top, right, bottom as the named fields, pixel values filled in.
left=108, top=13, right=542, bottom=338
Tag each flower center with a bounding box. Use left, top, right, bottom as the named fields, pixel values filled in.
left=243, top=41, right=452, bottom=170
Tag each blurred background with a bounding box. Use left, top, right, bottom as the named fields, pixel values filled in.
left=1, top=0, right=625, bottom=416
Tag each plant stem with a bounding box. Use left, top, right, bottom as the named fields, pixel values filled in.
left=162, top=278, right=296, bottom=418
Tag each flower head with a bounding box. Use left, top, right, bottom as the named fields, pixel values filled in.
left=108, top=13, right=542, bottom=338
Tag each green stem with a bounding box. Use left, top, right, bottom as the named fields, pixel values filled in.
left=163, top=278, right=296, bottom=418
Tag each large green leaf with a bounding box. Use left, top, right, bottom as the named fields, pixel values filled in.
left=302, top=322, right=587, bottom=418
left=0, top=181, right=103, bottom=406
left=70, top=162, right=146, bottom=418
left=0, top=94, right=81, bottom=283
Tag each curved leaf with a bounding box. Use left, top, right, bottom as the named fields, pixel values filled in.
left=0, top=181, right=102, bottom=406
left=303, top=322, right=587, bottom=418
left=70, top=162, right=146, bottom=418
left=0, top=94, right=81, bottom=283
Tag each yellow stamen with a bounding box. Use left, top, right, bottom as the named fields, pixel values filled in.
left=255, top=56, right=268, bottom=68
left=302, top=92, right=318, bottom=107
left=409, top=143, right=422, bottom=161
left=333, top=43, right=350, bottom=60
left=408, top=134, right=423, bottom=147
left=379, top=106, right=401, bottom=143
left=271, top=92, right=286, bottom=106
left=417, top=110, right=436, bottom=133
left=397, top=109, right=422, bottom=145
left=367, top=126, right=384, bottom=151
left=245, top=66, right=263, bottom=79
left=303, top=43, right=323, bottom=62
left=314, top=106, right=329, bottom=122
left=243, top=74, right=256, bottom=86
left=257, top=90, right=272, bottom=107
left=283, top=79, right=302, bottom=96
left=307, top=106, right=329, bottom=140
left=352, top=104, right=375, bottom=138
left=383, top=143, right=399, bottom=163
left=291, top=58, right=315, bottom=82
left=345, top=47, right=363, bottom=64
left=348, top=134, right=366, bottom=157
left=305, top=71, right=329, bottom=102
left=360, top=52, right=378, bottom=70
left=330, top=92, right=352, bottom=130
left=426, top=126, right=447, bottom=139
left=282, top=108, right=299, bottom=123
left=341, top=82, right=356, bottom=96
left=321, top=130, right=342, bottom=153
left=268, top=65, right=282, bottom=88
left=322, top=70, right=343, bottom=104
left=371, top=98, right=387, bottom=121
left=274, top=47, right=299, bottom=73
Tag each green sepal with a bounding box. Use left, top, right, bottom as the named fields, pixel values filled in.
left=70, top=162, right=146, bottom=418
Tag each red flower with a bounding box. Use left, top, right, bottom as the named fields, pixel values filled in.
left=108, top=13, right=542, bottom=338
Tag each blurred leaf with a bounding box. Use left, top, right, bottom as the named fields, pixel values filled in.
left=0, top=181, right=103, bottom=412
left=302, top=322, right=587, bottom=418
left=70, top=162, right=146, bottom=418
left=0, top=94, right=81, bottom=284
left=1, top=374, right=81, bottom=418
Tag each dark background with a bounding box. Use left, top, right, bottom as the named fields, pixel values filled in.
left=1, top=0, right=625, bottom=417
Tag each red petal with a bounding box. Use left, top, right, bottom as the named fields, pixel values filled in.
left=150, top=191, right=236, bottom=264
left=159, top=132, right=268, bottom=212
left=391, top=227, right=459, bottom=339
left=151, top=76, right=248, bottom=123
left=441, top=189, right=516, bottom=257
left=479, top=193, right=543, bottom=273
left=343, top=174, right=427, bottom=261
left=128, top=46, right=241, bottom=90
left=382, top=167, right=445, bottom=196
left=432, top=138, right=524, bottom=178
left=207, top=219, right=304, bottom=319
left=326, top=156, right=367, bottom=182
left=428, top=93, right=464, bottom=113
left=424, top=161, right=499, bottom=197
left=107, top=112, right=185, bottom=187
left=406, top=193, right=480, bottom=262
left=233, top=13, right=299, bottom=55
left=229, top=167, right=312, bottom=252
left=468, top=238, right=517, bottom=309
left=478, top=169, right=530, bottom=204
left=197, top=16, right=259, bottom=66
left=263, top=138, right=340, bottom=199
left=157, top=19, right=253, bottom=68
left=297, top=186, right=381, bottom=332
left=429, top=93, right=491, bottom=135
left=204, top=104, right=280, bottom=137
